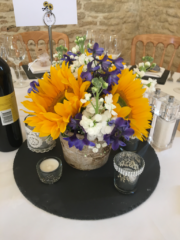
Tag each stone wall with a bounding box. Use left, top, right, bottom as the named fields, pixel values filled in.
left=0, top=0, right=180, bottom=70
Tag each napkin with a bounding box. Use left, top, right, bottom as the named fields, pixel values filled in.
left=145, top=67, right=165, bottom=78
left=28, top=60, right=51, bottom=74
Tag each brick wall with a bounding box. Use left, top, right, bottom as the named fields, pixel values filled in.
left=0, top=0, right=179, bottom=70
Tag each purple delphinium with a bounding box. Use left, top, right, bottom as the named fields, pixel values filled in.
left=67, top=51, right=77, bottom=57
left=96, top=54, right=111, bottom=72
left=110, top=57, right=124, bottom=70
left=104, top=118, right=134, bottom=150
left=28, top=81, right=39, bottom=94
left=63, top=133, right=95, bottom=151
left=81, top=61, right=100, bottom=82
left=68, top=113, right=82, bottom=130
left=61, top=54, right=76, bottom=65
left=63, top=113, right=95, bottom=150
left=88, top=43, right=104, bottom=56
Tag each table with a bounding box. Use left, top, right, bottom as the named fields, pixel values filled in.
left=0, top=74, right=180, bottom=240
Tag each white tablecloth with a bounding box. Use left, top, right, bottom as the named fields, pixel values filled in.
left=0, top=74, right=180, bottom=240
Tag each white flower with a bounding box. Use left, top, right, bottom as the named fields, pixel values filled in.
left=92, top=114, right=102, bottom=122
left=101, top=125, right=114, bottom=135
left=89, top=121, right=94, bottom=127
left=87, top=123, right=102, bottom=136
left=79, top=54, right=86, bottom=65
left=101, top=110, right=111, bottom=122
left=87, top=134, right=96, bottom=141
left=96, top=143, right=101, bottom=148
left=97, top=133, right=104, bottom=141
left=85, top=93, right=91, bottom=101
left=138, top=62, right=144, bottom=67
left=92, top=148, right=98, bottom=153
left=83, top=65, right=87, bottom=72
left=80, top=99, right=87, bottom=104
left=134, top=68, right=140, bottom=74
left=111, top=110, right=117, bottom=116
left=53, top=53, right=58, bottom=58
left=70, top=55, right=74, bottom=59
left=105, top=94, right=116, bottom=113
left=102, top=143, right=107, bottom=148
left=73, top=68, right=78, bottom=79
left=145, top=61, right=150, bottom=67
left=141, top=78, right=157, bottom=93
left=99, top=98, right=104, bottom=103
left=87, top=42, right=92, bottom=48
left=80, top=115, right=93, bottom=130
left=139, top=71, right=145, bottom=78
left=72, top=47, right=77, bottom=54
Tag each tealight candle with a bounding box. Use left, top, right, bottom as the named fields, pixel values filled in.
left=40, top=158, right=59, bottom=172
left=36, top=156, right=62, bottom=184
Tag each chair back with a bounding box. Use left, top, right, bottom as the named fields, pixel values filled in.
left=131, top=34, right=180, bottom=71
left=14, top=31, right=69, bottom=62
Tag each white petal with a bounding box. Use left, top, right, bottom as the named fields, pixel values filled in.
left=102, top=143, right=107, bottom=148
left=96, top=143, right=101, bottom=149
left=80, top=99, right=87, bottom=104
left=92, top=148, right=98, bottom=153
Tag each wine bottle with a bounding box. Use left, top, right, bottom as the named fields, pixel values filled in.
left=0, top=57, right=23, bottom=152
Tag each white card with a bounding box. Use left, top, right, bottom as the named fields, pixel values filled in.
left=12, top=0, right=77, bottom=27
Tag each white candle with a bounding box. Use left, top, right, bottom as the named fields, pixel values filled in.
left=40, top=158, right=59, bottom=172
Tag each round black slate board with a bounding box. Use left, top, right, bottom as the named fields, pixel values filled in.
left=13, top=139, right=160, bottom=220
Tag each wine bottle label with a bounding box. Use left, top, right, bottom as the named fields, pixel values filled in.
left=0, top=91, right=19, bottom=126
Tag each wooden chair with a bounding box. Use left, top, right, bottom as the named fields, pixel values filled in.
left=131, top=34, right=180, bottom=72
left=14, top=31, right=69, bottom=62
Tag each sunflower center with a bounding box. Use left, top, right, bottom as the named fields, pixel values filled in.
left=118, top=96, right=127, bottom=108
left=47, top=92, right=65, bottom=113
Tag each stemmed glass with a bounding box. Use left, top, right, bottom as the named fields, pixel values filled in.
left=5, top=35, right=29, bottom=88
left=86, top=30, right=97, bottom=46
left=97, top=33, right=107, bottom=53
left=106, top=35, right=122, bottom=59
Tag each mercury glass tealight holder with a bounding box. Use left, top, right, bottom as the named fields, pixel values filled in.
left=24, top=115, right=56, bottom=153
left=113, top=151, right=145, bottom=194
left=36, top=156, right=63, bottom=184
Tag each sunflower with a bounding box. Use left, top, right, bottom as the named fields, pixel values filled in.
left=22, top=63, right=90, bottom=140
left=48, top=3, right=53, bottom=10
left=111, top=68, right=152, bottom=141
left=43, top=1, right=48, bottom=7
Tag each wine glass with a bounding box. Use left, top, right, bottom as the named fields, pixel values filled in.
left=86, top=30, right=97, bottom=47
left=6, top=35, right=29, bottom=88
left=97, top=33, right=107, bottom=53
left=106, top=35, right=122, bottom=59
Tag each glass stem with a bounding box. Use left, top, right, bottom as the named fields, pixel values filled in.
left=16, top=64, right=22, bottom=85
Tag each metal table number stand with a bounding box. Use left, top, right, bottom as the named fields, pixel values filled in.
left=42, top=1, right=56, bottom=64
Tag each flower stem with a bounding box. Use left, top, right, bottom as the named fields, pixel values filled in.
left=95, top=93, right=99, bottom=114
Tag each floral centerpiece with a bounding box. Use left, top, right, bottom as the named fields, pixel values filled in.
left=22, top=36, right=152, bottom=170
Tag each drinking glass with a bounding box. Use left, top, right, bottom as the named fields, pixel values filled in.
left=106, top=35, right=122, bottom=59
left=6, top=35, right=29, bottom=88
left=97, top=33, right=107, bottom=53
left=86, top=30, right=97, bottom=47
